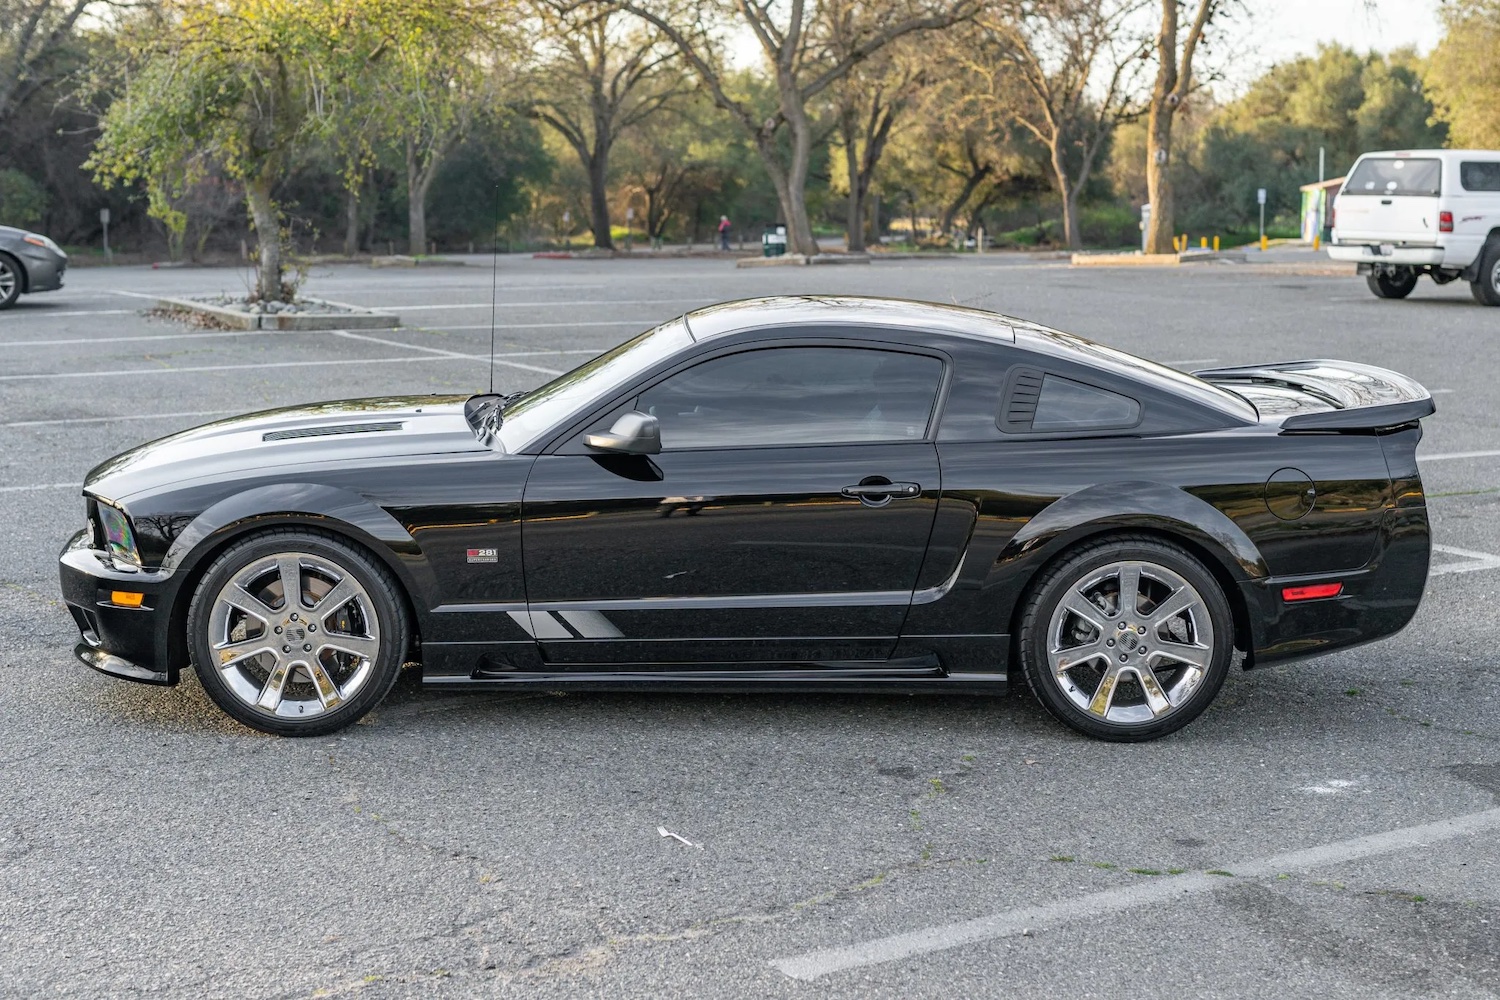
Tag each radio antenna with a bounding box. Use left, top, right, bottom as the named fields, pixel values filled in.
left=488, top=183, right=500, bottom=394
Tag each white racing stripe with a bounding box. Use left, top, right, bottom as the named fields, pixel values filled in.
left=771, top=806, right=1500, bottom=981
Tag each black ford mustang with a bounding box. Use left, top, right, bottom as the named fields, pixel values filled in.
left=60, top=297, right=1434, bottom=740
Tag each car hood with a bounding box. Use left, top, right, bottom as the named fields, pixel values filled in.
left=85, top=395, right=486, bottom=501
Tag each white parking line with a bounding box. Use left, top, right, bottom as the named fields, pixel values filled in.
left=331, top=331, right=564, bottom=375
left=398, top=297, right=711, bottom=311
left=771, top=806, right=1500, bottom=981
left=1420, top=448, right=1500, bottom=462
left=0, top=355, right=469, bottom=381
left=0, top=482, right=76, bottom=494
left=428, top=320, right=655, bottom=331
left=0, top=328, right=323, bottom=347
left=1431, top=543, right=1500, bottom=576
left=4, top=308, right=137, bottom=318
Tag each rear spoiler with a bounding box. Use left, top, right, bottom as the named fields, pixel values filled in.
left=1193, top=359, right=1435, bottom=431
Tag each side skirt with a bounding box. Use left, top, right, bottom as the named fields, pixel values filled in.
left=423, top=667, right=1009, bottom=695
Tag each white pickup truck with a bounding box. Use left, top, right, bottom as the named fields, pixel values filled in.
left=1328, top=149, right=1500, bottom=305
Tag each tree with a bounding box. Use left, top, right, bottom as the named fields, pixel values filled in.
left=829, top=37, right=924, bottom=251
left=528, top=2, right=683, bottom=250
left=616, top=0, right=979, bottom=257
left=0, top=0, right=97, bottom=129
left=1424, top=0, right=1500, bottom=149
left=972, top=0, right=1150, bottom=249
left=1143, top=0, right=1224, bottom=254
left=89, top=0, right=493, bottom=299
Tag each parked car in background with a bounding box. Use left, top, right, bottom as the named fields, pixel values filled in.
left=0, top=225, right=68, bottom=309
left=1328, top=149, right=1500, bottom=304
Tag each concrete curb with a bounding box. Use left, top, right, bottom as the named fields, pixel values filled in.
left=368, top=255, right=466, bottom=268
left=154, top=295, right=400, bottom=330
left=737, top=253, right=873, bottom=268
left=1071, top=250, right=1248, bottom=267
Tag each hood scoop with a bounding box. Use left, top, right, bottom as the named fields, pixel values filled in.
left=262, top=421, right=403, bottom=442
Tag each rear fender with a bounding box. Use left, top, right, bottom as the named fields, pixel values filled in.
left=995, top=482, right=1267, bottom=654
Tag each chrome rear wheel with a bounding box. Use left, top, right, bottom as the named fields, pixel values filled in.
left=1019, top=537, right=1233, bottom=741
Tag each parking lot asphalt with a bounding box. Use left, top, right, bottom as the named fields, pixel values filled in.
left=1, top=255, right=1498, bottom=999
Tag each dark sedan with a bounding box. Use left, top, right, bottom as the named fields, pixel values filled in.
left=0, top=225, right=67, bottom=309
left=59, top=297, right=1434, bottom=740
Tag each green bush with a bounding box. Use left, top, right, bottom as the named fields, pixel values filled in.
left=0, top=169, right=48, bottom=229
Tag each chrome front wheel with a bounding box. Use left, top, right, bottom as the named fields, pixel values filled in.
left=189, top=531, right=407, bottom=736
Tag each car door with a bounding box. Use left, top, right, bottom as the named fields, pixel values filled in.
left=518, top=343, right=947, bottom=666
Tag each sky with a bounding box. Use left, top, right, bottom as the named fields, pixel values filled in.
left=727, top=0, right=1448, bottom=92
left=1223, top=0, right=1445, bottom=90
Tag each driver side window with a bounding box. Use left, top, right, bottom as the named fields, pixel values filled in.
left=637, top=346, right=943, bottom=450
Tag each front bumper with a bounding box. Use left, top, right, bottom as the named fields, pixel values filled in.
left=1327, top=243, right=1446, bottom=267
left=16, top=244, right=66, bottom=292
left=59, top=529, right=179, bottom=685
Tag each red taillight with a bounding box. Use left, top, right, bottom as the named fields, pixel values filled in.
left=1439, top=211, right=1453, bottom=232
left=1282, top=583, right=1343, bottom=602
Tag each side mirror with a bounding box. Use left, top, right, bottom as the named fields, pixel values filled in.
left=584, top=411, right=661, bottom=455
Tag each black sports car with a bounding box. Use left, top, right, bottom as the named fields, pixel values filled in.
left=60, top=297, right=1434, bottom=741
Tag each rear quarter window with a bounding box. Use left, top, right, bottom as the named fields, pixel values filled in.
left=1345, top=157, right=1442, bottom=197
left=1460, top=161, right=1500, bottom=192
left=999, top=368, right=1141, bottom=433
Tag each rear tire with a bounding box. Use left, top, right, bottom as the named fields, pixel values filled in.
left=1366, top=266, right=1418, bottom=300
left=187, top=528, right=409, bottom=737
left=1017, top=536, right=1234, bottom=742
left=0, top=253, right=21, bottom=309
left=1470, top=240, right=1500, bottom=306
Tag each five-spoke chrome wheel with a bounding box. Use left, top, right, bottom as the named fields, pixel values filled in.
left=188, top=531, right=406, bottom=736
left=1020, top=536, right=1233, bottom=741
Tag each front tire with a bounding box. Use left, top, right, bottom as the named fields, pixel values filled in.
left=1367, top=265, right=1418, bottom=300
left=1018, top=536, right=1234, bottom=742
left=0, top=253, right=22, bottom=309
left=1470, top=241, right=1500, bottom=306
left=186, top=529, right=408, bottom=736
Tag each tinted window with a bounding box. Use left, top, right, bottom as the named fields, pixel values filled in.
left=497, top=318, right=693, bottom=452
left=1461, top=161, right=1500, bottom=192
left=1344, top=157, right=1441, bottom=197
left=638, top=347, right=943, bottom=449
left=1032, top=375, right=1140, bottom=431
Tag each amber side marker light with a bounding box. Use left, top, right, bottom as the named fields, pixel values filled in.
left=1282, top=583, right=1343, bottom=602
left=110, top=591, right=145, bottom=607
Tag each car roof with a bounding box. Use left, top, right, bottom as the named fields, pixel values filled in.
left=681, top=295, right=1020, bottom=345
left=678, top=295, right=1257, bottom=422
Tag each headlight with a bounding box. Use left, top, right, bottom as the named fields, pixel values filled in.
left=22, top=233, right=64, bottom=257
left=96, top=501, right=142, bottom=570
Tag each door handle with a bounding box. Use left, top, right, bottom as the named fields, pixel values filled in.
left=841, top=481, right=921, bottom=506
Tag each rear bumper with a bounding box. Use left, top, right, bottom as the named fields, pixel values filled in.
left=59, top=529, right=180, bottom=685
left=1327, top=243, right=1446, bottom=267
left=1240, top=505, right=1429, bottom=666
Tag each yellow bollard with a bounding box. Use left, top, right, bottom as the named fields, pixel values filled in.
left=1260, top=234, right=1268, bottom=252
left=1200, top=236, right=1208, bottom=249
left=1213, top=235, right=1220, bottom=252
left=1313, top=233, right=1321, bottom=251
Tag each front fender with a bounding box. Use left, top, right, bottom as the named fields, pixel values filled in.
left=164, top=482, right=437, bottom=618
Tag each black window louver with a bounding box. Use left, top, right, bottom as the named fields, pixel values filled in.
left=263, top=421, right=403, bottom=441
left=1000, top=367, right=1044, bottom=430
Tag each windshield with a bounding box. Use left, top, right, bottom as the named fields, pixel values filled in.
left=495, top=317, right=694, bottom=452
left=1344, top=157, right=1441, bottom=197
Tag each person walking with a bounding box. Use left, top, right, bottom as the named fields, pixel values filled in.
left=718, top=215, right=732, bottom=251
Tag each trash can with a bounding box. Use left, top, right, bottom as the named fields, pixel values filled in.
left=761, top=224, right=787, bottom=257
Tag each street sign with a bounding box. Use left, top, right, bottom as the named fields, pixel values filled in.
left=1257, top=188, right=1267, bottom=205
left=625, top=207, right=634, bottom=221
left=99, top=207, right=110, bottom=224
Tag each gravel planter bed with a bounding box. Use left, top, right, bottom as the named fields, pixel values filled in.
left=155, top=294, right=399, bottom=330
